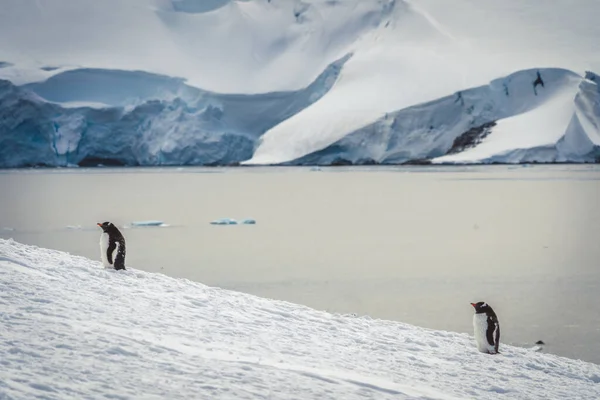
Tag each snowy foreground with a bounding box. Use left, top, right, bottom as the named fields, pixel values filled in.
left=1, top=239, right=600, bottom=400
left=1, top=0, right=599, bottom=167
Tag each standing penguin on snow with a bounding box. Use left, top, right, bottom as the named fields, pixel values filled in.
left=470, top=301, right=500, bottom=354
left=97, top=222, right=126, bottom=270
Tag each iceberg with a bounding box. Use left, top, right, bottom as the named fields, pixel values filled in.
left=210, top=218, right=256, bottom=225
left=130, top=220, right=168, bottom=227
left=210, top=218, right=238, bottom=225
left=65, top=225, right=83, bottom=230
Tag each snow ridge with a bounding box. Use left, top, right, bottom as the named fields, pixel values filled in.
left=284, top=69, right=600, bottom=165
left=1, top=238, right=599, bottom=399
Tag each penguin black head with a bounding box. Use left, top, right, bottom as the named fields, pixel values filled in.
left=470, top=301, right=492, bottom=314
left=97, top=221, right=116, bottom=233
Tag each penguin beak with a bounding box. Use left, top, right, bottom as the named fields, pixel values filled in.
left=470, top=303, right=476, bottom=308
left=97, top=223, right=102, bottom=227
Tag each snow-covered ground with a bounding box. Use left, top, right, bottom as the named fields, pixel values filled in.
left=289, top=69, right=600, bottom=165
left=0, top=0, right=599, bottom=167
left=1, top=238, right=600, bottom=399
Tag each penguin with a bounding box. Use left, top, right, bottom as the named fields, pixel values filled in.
left=97, top=222, right=126, bottom=270
left=470, top=301, right=500, bottom=354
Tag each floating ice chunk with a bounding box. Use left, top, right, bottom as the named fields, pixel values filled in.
left=130, top=220, right=167, bottom=227
left=66, top=225, right=83, bottom=230
left=1, top=227, right=15, bottom=231
left=209, top=218, right=256, bottom=225
left=210, top=218, right=238, bottom=225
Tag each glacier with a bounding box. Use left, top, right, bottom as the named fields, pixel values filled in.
left=2, top=238, right=600, bottom=399
left=0, top=55, right=349, bottom=167
left=0, top=0, right=599, bottom=167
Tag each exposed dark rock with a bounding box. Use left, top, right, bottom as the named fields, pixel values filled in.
left=203, top=160, right=221, bottom=167
left=533, top=71, right=544, bottom=95
left=330, top=157, right=353, bottom=166
left=78, top=156, right=128, bottom=167
left=287, top=144, right=346, bottom=165
left=22, top=163, right=53, bottom=168
left=534, top=71, right=544, bottom=87
left=454, top=91, right=465, bottom=106
left=584, top=71, right=598, bottom=82
left=402, top=158, right=432, bottom=165
left=355, top=158, right=379, bottom=165
left=446, top=121, right=497, bottom=155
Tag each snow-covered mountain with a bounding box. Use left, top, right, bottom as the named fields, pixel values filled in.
left=2, top=238, right=600, bottom=399
left=0, top=0, right=599, bottom=167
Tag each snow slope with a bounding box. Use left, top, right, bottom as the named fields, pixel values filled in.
left=288, top=69, right=600, bottom=165
left=1, top=238, right=600, bottom=399
left=0, top=0, right=382, bottom=93
left=433, top=72, right=600, bottom=164
left=247, top=0, right=600, bottom=165
left=0, top=0, right=599, bottom=167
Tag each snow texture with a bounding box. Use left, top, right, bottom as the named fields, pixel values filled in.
left=1, top=238, right=600, bottom=399
left=0, top=0, right=600, bottom=167
left=289, top=69, right=600, bottom=165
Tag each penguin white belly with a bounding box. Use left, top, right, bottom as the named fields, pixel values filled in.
left=99, top=232, right=113, bottom=268
left=473, top=313, right=496, bottom=353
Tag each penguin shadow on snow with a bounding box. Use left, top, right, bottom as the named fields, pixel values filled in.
left=97, top=221, right=127, bottom=271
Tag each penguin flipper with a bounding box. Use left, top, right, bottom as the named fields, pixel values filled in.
left=486, top=316, right=496, bottom=347
left=106, top=241, right=116, bottom=264
left=484, top=316, right=501, bottom=354
left=494, top=322, right=500, bottom=353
